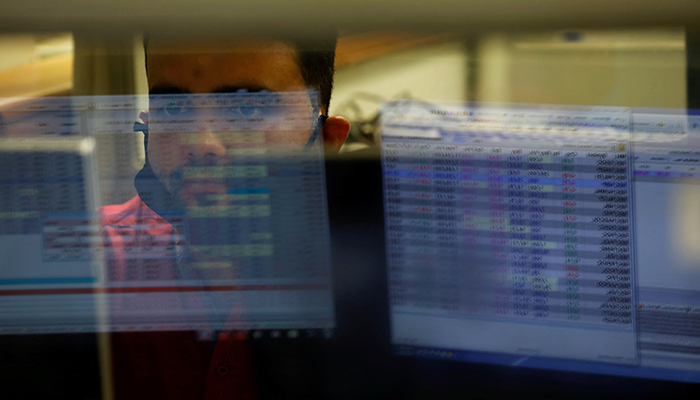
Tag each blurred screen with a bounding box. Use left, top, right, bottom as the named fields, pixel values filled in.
left=0, top=93, right=334, bottom=335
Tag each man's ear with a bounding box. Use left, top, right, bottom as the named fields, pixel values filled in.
left=321, top=116, right=350, bottom=154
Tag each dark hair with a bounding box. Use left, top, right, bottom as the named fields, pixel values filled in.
left=298, top=46, right=336, bottom=113
left=144, top=36, right=337, bottom=112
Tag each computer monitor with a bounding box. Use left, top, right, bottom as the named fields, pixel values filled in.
left=380, top=100, right=700, bottom=384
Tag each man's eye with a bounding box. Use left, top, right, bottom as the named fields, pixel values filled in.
left=160, top=102, right=189, bottom=117
left=239, top=106, right=257, bottom=116
left=228, top=106, right=265, bottom=117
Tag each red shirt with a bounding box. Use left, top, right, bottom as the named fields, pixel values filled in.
left=101, top=195, right=258, bottom=400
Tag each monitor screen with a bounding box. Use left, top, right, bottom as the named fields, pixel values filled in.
left=380, top=100, right=700, bottom=383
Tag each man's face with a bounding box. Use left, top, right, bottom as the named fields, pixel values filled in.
left=145, top=39, right=317, bottom=208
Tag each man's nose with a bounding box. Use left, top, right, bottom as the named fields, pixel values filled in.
left=184, top=130, right=226, bottom=166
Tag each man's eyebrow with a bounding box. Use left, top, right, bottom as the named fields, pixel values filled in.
left=212, top=86, right=271, bottom=94
left=149, top=85, right=274, bottom=95
left=149, top=86, right=190, bottom=95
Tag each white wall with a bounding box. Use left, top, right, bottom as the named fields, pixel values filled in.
left=476, top=29, right=687, bottom=109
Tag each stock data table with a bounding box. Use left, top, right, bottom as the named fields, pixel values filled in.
left=383, top=102, right=638, bottom=364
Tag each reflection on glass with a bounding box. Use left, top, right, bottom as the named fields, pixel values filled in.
left=0, top=93, right=334, bottom=334
left=0, top=25, right=698, bottom=397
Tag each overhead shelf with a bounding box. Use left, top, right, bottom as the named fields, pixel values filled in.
left=0, top=0, right=699, bottom=36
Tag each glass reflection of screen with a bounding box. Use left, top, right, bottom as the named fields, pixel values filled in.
left=0, top=93, right=334, bottom=335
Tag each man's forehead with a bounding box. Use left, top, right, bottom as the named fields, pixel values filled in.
left=146, top=39, right=305, bottom=93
